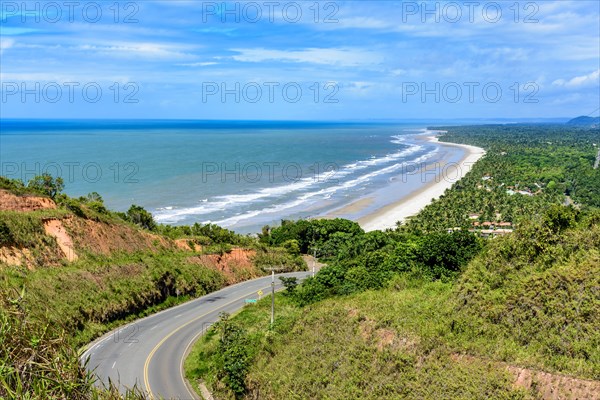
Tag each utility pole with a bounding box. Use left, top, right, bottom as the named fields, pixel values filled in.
left=264, top=266, right=284, bottom=327
left=270, top=269, right=275, bottom=326
left=312, top=248, right=316, bottom=277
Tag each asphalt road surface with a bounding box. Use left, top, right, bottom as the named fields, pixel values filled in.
left=82, top=271, right=312, bottom=399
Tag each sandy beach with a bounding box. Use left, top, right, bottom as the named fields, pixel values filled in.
left=358, top=133, right=486, bottom=231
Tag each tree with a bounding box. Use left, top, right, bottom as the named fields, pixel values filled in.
left=27, top=174, right=64, bottom=199
left=279, top=276, right=298, bottom=295
left=282, top=239, right=300, bottom=256
left=543, top=204, right=578, bottom=233
left=126, top=204, right=156, bottom=230
left=86, top=192, right=103, bottom=203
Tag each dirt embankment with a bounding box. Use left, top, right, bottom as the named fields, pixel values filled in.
left=174, top=239, right=203, bottom=252
left=0, top=189, right=177, bottom=267
left=43, top=219, right=78, bottom=262
left=188, top=248, right=259, bottom=285
left=0, top=214, right=175, bottom=268
left=62, top=216, right=172, bottom=256
left=0, top=190, right=56, bottom=212
left=0, top=246, right=36, bottom=268
left=451, top=354, right=600, bottom=399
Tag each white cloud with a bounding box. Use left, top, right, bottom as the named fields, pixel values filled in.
left=390, top=69, right=407, bottom=76
left=0, top=38, right=15, bottom=55
left=230, top=48, right=383, bottom=67
left=468, top=46, right=530, bottom=61
left=77, top=42, right=195, bottom=59
left=553, top=69, right=600, bottom=88
left=177, top=62, right=218, bottom=67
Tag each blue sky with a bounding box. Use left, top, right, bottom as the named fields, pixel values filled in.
left=1, top=0, right=599, bottom=120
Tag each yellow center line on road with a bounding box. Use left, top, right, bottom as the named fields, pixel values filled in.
left=143, top=284, right=275, bottom=399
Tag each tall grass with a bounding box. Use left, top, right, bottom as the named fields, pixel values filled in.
left=0, top=288, right=145, bottom=399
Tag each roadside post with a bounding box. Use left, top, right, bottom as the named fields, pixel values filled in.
left=264, top=266, right=285, bottom=328
left=271, top=270, right=275, bottom=326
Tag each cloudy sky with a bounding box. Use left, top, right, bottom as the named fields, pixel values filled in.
left=1, top=0, right=599, bottom=120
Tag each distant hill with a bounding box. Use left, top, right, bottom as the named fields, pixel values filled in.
left=567, top=116, right=600, bottom=127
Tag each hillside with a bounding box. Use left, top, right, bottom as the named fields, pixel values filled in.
left=0, top=189, right=175, bottom=268
left=567, top=116, right=600, bottom=127
left=0, top=177, right=306, bottom=399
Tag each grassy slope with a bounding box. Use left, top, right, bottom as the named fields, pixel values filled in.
left=452, top=218, right=600, bottom=379
left=2, top=251, right=228, bottom=346
left=187, top=284, right=534, bottom=399
left=0, top=192, right=306, bottom=398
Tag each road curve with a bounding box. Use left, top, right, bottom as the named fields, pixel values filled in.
left=82, top=271, right=312, bottom=399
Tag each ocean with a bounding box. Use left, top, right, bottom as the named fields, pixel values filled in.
left=0, top=120, right=466, bottom=233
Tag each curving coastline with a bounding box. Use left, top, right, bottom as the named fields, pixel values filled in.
left=358, top=133, right=486, bottom=231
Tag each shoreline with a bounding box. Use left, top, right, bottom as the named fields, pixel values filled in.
left=357, top=133, right=486, bottom=231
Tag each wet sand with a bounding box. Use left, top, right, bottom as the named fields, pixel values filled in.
left=357, top=134, right=486, bottom=231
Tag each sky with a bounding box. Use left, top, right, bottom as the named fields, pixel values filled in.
left=0, top=0, right=599, bottom=120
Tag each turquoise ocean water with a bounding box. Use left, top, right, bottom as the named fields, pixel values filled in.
left=0, top=120, right=466, bottom=233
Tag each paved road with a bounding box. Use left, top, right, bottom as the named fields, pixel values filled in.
left=82, top=271, right=312, bottom=399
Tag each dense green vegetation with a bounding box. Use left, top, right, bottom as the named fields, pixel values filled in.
left=187, top=124, right=600, bottom=399
left=261, top=219, right=482, bottom=305
left=403, top=125, right=599, bottom=232
left=0, top=175, right=62, bottom=198
left=453, top=208, right=600, bottom=378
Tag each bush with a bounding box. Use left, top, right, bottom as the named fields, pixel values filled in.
left=0, top=220, right=13, bottom=245
left=413, top=231, right=482, bottom=279
left=88, top=201, right=109, bottom=215
left=252, top=247, right=305, bottom=272
left=215, top=313, right=251, bottom=397
left=59, top=197, right=86, bottom=218
left=279, top=276, right=298, bottom=295
left=543, top=204, right=578, bottom=233
left=281, top=239, right=300, bottom=256
left=126, top=204, right=156, bottom=231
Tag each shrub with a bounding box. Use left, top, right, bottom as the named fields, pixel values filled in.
left=126, top=204, right=156, bottom=231
left=281, top=239, right=300, bottom=256
left=88, top=201, right=109, bottom=215
left=279, top=276, right=298, bottom=295
left=0, top=220, right=13, bottom=245
left=215, top=313, right=251, bottom=397
left=60, top=198, right=86, bottom=218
